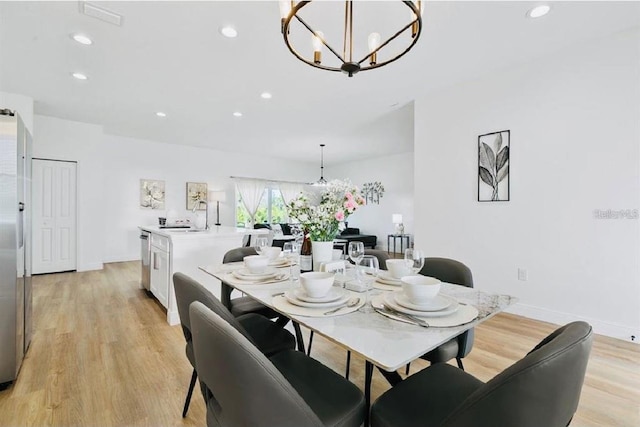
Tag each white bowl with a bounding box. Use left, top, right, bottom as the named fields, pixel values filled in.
left=244, top=255, right=269, bottom=274
left=386, top=259, right=413, bottom=279
left=300, top=272, right=335, bottom=298
left=401, top=275, right=441, bottom=303
left=264, top=246, right=282, bottom=261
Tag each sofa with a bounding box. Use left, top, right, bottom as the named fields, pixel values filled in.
left=335, top=227, right=377, bottom=249
left=253, top=224, right=376, bottom=250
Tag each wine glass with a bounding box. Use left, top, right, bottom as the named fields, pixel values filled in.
left=254, top=236, right=269, bottom=256
left=348, top=241, right=365, bottom=266
left=404, top=248, right=425, bottom=274
left=357, top=255, right=379, bottom=313
left=283, top=241, right=300, bottom=282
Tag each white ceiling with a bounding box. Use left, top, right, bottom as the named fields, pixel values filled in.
left=1, top=1, right=638, bottom=164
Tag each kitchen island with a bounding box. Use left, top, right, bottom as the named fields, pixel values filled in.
left=139, top=225, right=267, bottom=325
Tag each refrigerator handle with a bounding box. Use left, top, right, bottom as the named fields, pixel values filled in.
left=18, top=202, right=24, bottom=248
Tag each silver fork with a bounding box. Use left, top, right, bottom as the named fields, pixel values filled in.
left=382, top=305, right=430, bottom=327
left=323, top=298, right=360, bottom=315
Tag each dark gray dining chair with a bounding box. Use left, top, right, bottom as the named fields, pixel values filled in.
left=221, top=247, right=306, bottom=351
left=190, top=301, right=366, bottom=427
left=371, top=321, right=593, bottom=427
left=173, top=272, right=295, bottom=418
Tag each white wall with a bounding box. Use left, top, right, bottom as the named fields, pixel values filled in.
left=33, top=115, right=316, bottom=268
left=326, top=103, right=415, bottom=252
left=328, top=151, right=414, bottom=252
left=414, top=29, right=640, bottom=340
left=0, top=91, right=34, bottom=133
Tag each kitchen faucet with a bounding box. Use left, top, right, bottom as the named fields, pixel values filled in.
left=192, top=199, right=209, bottom=230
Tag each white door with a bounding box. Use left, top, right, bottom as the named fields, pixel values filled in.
left=32, top=159, right=77, bottom=274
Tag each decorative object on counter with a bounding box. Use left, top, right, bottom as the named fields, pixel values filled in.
left=392, top=213, right=404, bottom=235
left=313, top=143, right=328, bottom=186
left=186, top=182, right=208, bottom=210
left=362, top=181, right=384, bottom=204
left=287, top=180, right=366, bottom=270
left=208, top=190, right=227, bottom=226
left=478, top=130, right=510, bottom=202
left=279, top=0, right=423, bottom=78
left=158, top=217, right=167, bottom=226
left=140, top=179, right=165, bottom=210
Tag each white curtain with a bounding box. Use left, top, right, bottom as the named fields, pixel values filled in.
left=279, top=182, right=305, bottom=221
left=235, top=178, right=266, bottom=226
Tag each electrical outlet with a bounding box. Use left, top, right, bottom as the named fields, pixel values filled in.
left=517, top=268, right=528, bottom=281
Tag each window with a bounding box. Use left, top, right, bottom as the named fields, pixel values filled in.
left=236, top=186, right=287, bottom=227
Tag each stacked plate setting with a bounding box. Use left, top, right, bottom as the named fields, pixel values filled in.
left=284, top=288, right=350, bottom=309
left=375, top=271, right=403, bottom=286
left=383, top=291, right=460, bottom=318
left=232, top=267, right=283, bottom=282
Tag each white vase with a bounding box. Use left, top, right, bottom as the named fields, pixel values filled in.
left=311, top=241, right=334, bottom=272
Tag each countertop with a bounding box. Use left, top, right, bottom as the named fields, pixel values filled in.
left=139, top=225, right=268, bottom=240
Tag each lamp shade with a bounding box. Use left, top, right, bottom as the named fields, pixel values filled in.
left=392, top=214, right=403, bottom=224
left=209, top=190, right=227, bottom=203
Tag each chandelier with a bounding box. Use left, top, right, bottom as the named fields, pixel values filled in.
left=314, top=143, right=328, bottom=186
left=279, top=1, right=423, bottom=77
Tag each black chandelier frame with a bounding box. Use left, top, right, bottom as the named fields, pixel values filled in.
left=281, top=0, right=423, bottom=77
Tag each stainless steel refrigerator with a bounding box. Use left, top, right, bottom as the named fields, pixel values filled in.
left=0, top=110, right=32, bottom=387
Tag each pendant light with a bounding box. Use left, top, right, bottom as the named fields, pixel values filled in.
left=314, top=144, right=328, bottom=186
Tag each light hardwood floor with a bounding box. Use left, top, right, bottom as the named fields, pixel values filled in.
left=0, top=261, right=638, bottom=426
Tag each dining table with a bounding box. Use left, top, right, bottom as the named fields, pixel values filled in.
left=199, top=262, right=517, bottom=426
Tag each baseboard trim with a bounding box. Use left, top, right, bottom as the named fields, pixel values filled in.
left=103, top=255, right=139, bottom=264
left=77, top=262, right=103, bottom=272
left=506, top=303, right=639, bottom=344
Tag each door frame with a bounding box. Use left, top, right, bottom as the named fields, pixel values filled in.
left=32, top=157, right=79, bottom=274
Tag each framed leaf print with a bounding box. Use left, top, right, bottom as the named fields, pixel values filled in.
left=478, top=130, right=510, bottom=202
left=186, top=182, right=208, bottom=210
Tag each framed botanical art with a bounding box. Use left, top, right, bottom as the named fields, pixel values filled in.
left=478, top=130, right=510, bottom=202
left=140, top=179, right=165, bottom=210
left=186, top=182, right=208, bottom=210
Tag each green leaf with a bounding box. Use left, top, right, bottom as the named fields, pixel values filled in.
left=479, top=167, right=494, bottom=187
left=496, top=146, right=509, bottom=172
left=479, top=142, right=496, bottom=173
left=497, top=164, right=509, bottom=183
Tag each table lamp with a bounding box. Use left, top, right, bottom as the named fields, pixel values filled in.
left=392, top=214, right=404, bottom=235
left=209, top=190, right=227, bottom=226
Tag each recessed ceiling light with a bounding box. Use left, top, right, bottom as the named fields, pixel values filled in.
left=260, top=92, right=272, bottom=99
left=220, top=26, right=238, bottom=38
left=156, top=112, right=167, bottom=118
left=72, top=72, right=88, bottom=80
left=71, top=33, right=93, bottom=45
left=527, top=5, right=551, bottom=18
left=233, top=112, right=243, bottom=117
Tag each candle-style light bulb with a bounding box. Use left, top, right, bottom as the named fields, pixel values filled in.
left=312, top=31, right=324, bottom=64
left=368, top=32, right=381, bottom=65
left=279, top=0, right=291, bottom=19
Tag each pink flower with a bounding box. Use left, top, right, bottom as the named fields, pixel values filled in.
left=344, top=200, right=356, bottom=211
left=345, top=192, right=353, bottom=200
left=335, top=210, right=345, bottom=221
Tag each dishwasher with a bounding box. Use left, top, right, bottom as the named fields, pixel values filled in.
left=140, top=230, right=151, bottom=291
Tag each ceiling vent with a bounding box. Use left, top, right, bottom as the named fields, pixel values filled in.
left=78, top=2, right=123, bottom=27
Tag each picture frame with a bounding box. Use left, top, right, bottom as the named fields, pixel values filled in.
left=478, top=130, right=510, bottom=202
left=140, top=179, right=165, bottom=210
left=186, top=182, right=208, bottom=210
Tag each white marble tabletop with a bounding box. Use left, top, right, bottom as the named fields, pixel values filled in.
left=199, top=264, right=517, bottom=371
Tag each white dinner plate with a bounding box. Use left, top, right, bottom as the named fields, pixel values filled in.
left=377, top=271, right=402, bottom=283
left=268, top=258, right=290, bottom=267
left=294, top=288, right=346, bottom=303
left=376, top=275, right=402, bottom=286
left=383, top=292, right=459, bottom=318
left=284, top=290, right=351, bottom=308
left=393, top=291, right=453, bottom=312
left=233, top=268, right=278, bottom=280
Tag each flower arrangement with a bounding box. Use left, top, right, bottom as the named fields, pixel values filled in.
left=287, top=180, right=366, bottom=242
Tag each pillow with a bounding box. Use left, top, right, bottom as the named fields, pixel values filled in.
left=254, top=223, right=272, bottom=230
left=280, top=223, right=292, bottom=235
